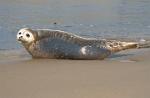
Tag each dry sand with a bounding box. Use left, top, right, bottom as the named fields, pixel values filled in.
left=0, top=48, right=150, bottom=98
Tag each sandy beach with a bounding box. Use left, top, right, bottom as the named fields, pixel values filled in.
left=0, top=48, right=150, bottom=98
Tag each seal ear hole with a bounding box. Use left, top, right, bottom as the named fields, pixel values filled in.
left=26, top=33, right=30, bottom=38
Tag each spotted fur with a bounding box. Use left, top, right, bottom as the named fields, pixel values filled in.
left=17, top=28, right=141, bottom=59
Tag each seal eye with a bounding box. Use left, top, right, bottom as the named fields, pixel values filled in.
left=26, top=33, right=30, bottom=37
left=19, top=32, right=21, bottom=35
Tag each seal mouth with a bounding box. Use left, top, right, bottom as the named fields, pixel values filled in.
left=17, top=38, right=22, bottom=43
left=17, top=38, right=21, bottom=41
left=17, top=36, right=25, bottom=42
left=17, top=38, right=29, bottom=44
left=17, top=36, right=22, bottom=41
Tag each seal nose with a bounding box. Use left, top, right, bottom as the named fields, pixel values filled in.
left=17, top=36, right=23, bottom=41
left=19, top=36, right=23, bottom=38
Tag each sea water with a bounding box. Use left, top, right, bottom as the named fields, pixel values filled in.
left=0, top=0, right=150, bottom=59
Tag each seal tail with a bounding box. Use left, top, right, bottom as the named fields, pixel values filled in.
left=106, top=40, right=150, bottom=53
left=137, top=39, right=150, bottom=48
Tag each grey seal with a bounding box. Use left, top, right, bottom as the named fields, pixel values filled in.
left=17, top=28, right=146, bottom=60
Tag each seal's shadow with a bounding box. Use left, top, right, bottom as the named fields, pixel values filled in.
left=108, top=53, right=134, bottom=59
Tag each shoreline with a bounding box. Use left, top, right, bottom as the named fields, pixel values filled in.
left=0, top=48, right=149, bottom=63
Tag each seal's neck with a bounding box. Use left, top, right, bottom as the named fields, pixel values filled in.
left=22, top=42, right=34, bottom=55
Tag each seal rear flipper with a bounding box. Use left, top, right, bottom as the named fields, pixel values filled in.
left=106, top=40, right=138, bottom=53
left=137, top=40, right=150, bottom=48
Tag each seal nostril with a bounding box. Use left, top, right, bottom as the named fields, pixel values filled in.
left=19, top=36, right=23, bottom=38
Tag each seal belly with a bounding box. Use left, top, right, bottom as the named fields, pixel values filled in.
left=29, top=37, right=111, bottom=59
left=80, top=45, right=111, bottom=59
left=32, top=38, right=82, bottom=59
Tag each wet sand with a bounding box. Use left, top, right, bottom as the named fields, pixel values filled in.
left=0, top=48, right=150, bottom=98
